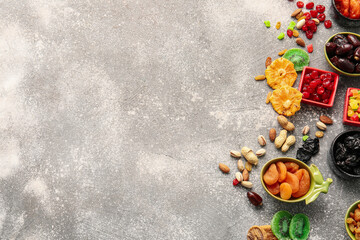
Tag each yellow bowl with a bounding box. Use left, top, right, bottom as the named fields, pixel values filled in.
left=324, top=32, right=360, bottom=77
left=345, top=200, right=360, bottom=240
left=260, top=157, right=333, bottom=204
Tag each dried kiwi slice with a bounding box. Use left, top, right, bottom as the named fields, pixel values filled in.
left=271, top=211, right=293, bottom=240
left=283, top=48, right=310, bottom=71
left=289, top=214, right=310, bottom=240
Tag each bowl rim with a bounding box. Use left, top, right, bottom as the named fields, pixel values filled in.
left=332, top=0, right=360, bottom=22
left=343, top=88, right=360, bottom=126
left=345, top=200, right=360, bottom=240
left=260, top=157, right=315, bottom=203
left=298, top=66, right=339, bottom=108
left=324, top=32, right=360, bottom=77
left=330, top=130, right=360, bottom=178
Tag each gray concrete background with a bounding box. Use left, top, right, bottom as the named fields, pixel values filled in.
left=0, top=0, right=359, bottom=239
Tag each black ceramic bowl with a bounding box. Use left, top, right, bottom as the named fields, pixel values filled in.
left=329, top=130, right=360, bottom=179
left=331, top=0, right=360, bottom=27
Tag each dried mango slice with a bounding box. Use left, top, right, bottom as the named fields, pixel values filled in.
left=265, top=58, right=297, bottom=89
left=269, top=86, right=302, bottom=116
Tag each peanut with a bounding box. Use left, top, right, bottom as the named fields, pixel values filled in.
left=241, top=181, right=253, bottom=189
left=275, top=130, right=287, bottom=148
left=245, top=161, right=252, bottom=172
left=281, top=135, right=296, bottom=152
left=277, top=115, right=295, bottom=131
left=235, top=172, right=243, bottom=182
left=237, top=160, right=244, bottom=171
left=241, top=147, right=258, bottom=165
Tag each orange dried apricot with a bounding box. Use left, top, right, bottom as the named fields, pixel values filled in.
left=276, top=161, right=287, bottom=182
left=266, top=182, right=280, bottom=195
left=285, top=172, right=300, bottom=193
left=292, top=169, right=310, bottom=198
left=263, top=163, right=279, bottom=185
left=280, top=182, right=293, bottom=200
left=284, top=162, right=299, bottom=173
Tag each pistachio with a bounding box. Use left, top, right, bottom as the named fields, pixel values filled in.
left=316, top=121, right=327, bottom=131
left=256, top=148, right=266, bottom=157
left=302, top=125, right=310, bottom=135
left=258, top=135, right=267, bottom=146
left=235, top=172, right=243, bottom=182
left=230, top=150, right=241, bottom=158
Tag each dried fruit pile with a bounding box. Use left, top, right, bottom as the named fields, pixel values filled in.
left=326, top=34, right=360, bottom=73
left=263, top=161, right=311, bottom=200
left=335, top=0, right=360, bottom=19
left=347, top=89, right=360, bottom=122
left=346, top=203, right=360, bottom=239
left=333, top=132, right=360, bottom=175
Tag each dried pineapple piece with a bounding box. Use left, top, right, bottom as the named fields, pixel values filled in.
left=265, top=58, right=297, bottom=89
left=269, top=86, right=302, bottom=116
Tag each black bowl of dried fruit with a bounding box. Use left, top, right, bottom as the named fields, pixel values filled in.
left=329, top=130, right=360, bottom=179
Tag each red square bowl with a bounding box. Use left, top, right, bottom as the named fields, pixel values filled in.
left=343, top=88, right=360, bottom=127
left=298, top=66, right=339, bottom=108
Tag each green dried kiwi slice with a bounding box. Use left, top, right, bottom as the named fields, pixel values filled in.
left=289, top=213, right=310, bottom=240
left=271, top=211, right=293, bottom=240
left=283, top=48, right=310, bottom=71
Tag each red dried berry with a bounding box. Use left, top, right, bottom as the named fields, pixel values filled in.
left=309, top=24, right=317, bottom=33
left=307, top=44, right=313, bottom=53
left=306, top=19, right=316, bottom=26
left=316, top=5, right=325, bottom=13
left=306, top=2, right=314, bottom=9
left=297, top=1, right=304, bottom=8
left=317, top=13, right=326, bottom=22
left=317, top=86, right=325, bottom=95
left=310, top=70, right=319, bottom=79
left=306, top=30, right=313, bottom=39
left=302, top=25, right=308, bottom=31
left=304, top=74, right=311, bottom=83
left=287, top=29, right=293, bottom=38
left=233, top=179, right=239, bottom=186
left=302, top=91, right=310, bottom=98
left=324, top=20, right=332, bottom=28
left=310, top=10, right=318, bottom=18
left=303, top=12, right=311, bottom=20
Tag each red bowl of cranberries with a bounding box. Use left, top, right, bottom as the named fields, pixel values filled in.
left=298, top=66, right=339, bottom=108
left=325, top=32, right=360, bottom=76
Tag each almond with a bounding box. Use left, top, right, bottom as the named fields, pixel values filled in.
left=265, top=57, right=272, bottom=68
left=296, top=37, right=305, bottom=47
left=269, top=128, right=276, bottom=142
left=291, top=8, right=302, bottom=17
left=219, top=163, right=230, bottom=173
left=255, top=75, right=266, bottom=81
left=230, top=150, right=241, bottom=158
left=258, top=135, right=267, bottom=146
left=320, top=115, right=333, bottom=125
left=243, top=169, right=249, bottom=181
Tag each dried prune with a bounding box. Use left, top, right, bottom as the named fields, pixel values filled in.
left=296, top=148, right=312, bottom=163
left=345, top=155, right=360, bottom=167
left=333, top=132, right=360, bottom=175
left=296, top=137, right=319, bottom=163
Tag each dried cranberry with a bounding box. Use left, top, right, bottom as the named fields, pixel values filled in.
left=322, top=98, right=329, bottom=104
left=302, top=91, right=310, bottom=98
left=304, top=12, right=311, bottom=20
left=306, top=19, right=315, bottom=26
left=302, top=25, right=308, bottom=31
left=306, top=2, right=314, bottom=9
left=317, top=86, right=325, bottom=95
left=312, top=94, right=320, bottom=101
left=310, top=10, right=318, bottom=18
left=302, top=86, right=309, bottom=92
left=233, top=178, right=239, bottom=186
left=307, top=44, right=313, bottom=53
left=317, top=13, right=326, bottom=22
left=323, top=79, right=331, bottom=89
left=309, top=24, right=317, bottom=32
left=306, top=31, right=313, bottom=39
left=310, top=70, right=319, bottom=79
left=304, top=74, right=311, bottom=83
left=316, top=5, right=325, bottom=13
left=287, top=29, right=293, bottom=38
left=297, top=1, right=304, bottom=8
left=324, top=20, right=332, bottom=28
left=310, top=80, right=318, bottom=89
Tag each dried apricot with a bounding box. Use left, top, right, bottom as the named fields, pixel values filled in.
left=285, top=172, right=300, bottom=193
left=276, top=161, right=287, bottom=182
left=266, top=182, right=280, bottom=195
left=280, top=182, right=293, bottom=200
left=292, top=169, right=310, bottom=198
left=284, top=162, right=299, bottom=173
left=263, top=163, right=279, bottom=185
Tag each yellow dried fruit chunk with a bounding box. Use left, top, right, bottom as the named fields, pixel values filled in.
left=265, top=58, right=297, bottom=89
left=269, top=86, right=302, bottom=116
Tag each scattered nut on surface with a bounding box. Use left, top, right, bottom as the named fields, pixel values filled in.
left=237, top=160, right=244, bottom=171
left=245, top=161, right=253, bottom=172
left=230, top=150, right=241, bottom=158
left=269, top=128, right=276, bottom=142
left=241, top=181, right=253, bottom=189
left=258, top=135, right=267, bottom=146
left=296, top=19, right=306, bottom=29
left=243, top=169, right=249, bottom=181
left=295, top=11, right=304, bottom=19
left=313, top=18, right=320, bottom=25
left=320, top=115, right=333, bottom=125
left=302, top=125, right=310, bottom=135
left=315, top=131, right=324, bottom=138
left=296, top=37, right=305, bottom=47
left=235, top=172, right=243, bottom=182
left=219, top=163, right=230, bottom=173
left=255, top=75, right=266, bottom=81
left=281, top=135, right=296, bottom=152
left=291, top=9, right=302, bottom=17
left=316, top=121, right=327, bottom=131
left=256, top=148, right=266, bottom=157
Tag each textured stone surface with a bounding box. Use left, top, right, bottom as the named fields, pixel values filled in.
left=0, top=0, right=360, bottom=239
